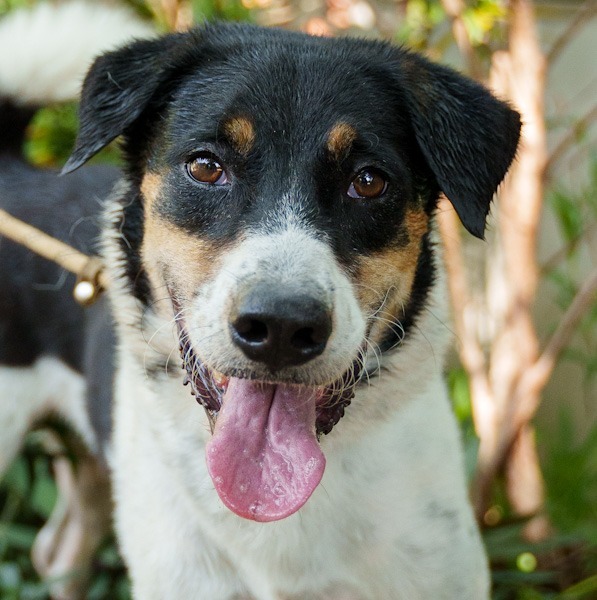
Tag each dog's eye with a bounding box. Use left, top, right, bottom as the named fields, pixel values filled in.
left=347, top=169, right=387, bottom=199
left=186, top=154, right=228, bottom=185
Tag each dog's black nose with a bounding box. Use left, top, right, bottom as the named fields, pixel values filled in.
left=230, top=290, right=332, bottom=371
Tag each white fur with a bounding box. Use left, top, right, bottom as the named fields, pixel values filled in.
left=0, top=1, right=154, bottom=105
left=103, top=183, right=490, bottom=599
left=192, top=225, right=365, bottom=385
left=0, top=357, right=94, bottom=473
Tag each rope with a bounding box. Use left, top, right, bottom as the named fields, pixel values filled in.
left=0, top=208, right=107, bottom=305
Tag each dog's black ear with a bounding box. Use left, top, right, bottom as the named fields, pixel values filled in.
left=62, top=34, right=185, bottom=174
left=399, top=55, right=521, bottom=238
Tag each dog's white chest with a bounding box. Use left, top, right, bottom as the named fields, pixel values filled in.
left=111, top=354, right=488, bottom=600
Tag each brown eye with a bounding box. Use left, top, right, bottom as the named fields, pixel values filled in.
left=186, top=154, right=228, bottom=185
left=347, top=169, right=387, bottom=199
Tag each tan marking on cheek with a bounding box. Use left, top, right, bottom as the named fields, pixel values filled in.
left=142, top=216, right=221, bottom=307
left=354, top=210, right=429, bottom=342
left=139, top=172, right=222, bottom=311
left=326, top=122, right=357, bottom=160
left=224, top=116, right=255, bottom=155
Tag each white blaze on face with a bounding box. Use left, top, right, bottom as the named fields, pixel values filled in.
left=190, top=224, right=365, bottom=386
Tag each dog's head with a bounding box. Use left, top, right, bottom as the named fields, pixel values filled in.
left=65, top=24, right=520, bottom=522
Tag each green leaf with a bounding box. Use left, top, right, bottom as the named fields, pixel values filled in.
left=29, top=460, right=57, bottom=520
left=19, top=580, right=50, bottom=600
left=559, top=574, right=597, bottom=598
left=541, top=413, right=597, bottom=545
left=550, top=190, right=583, bottom=243
left=1, top=457, right=30, bottom=499
left=0, top=523, right=37, bottom=551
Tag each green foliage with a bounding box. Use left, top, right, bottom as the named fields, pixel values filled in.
left=24, top=104, right=122, bottom=169
left=486, top=517, right=597, bottom=600
left=395, top=0, right=507, bottom=54
left=85, top=544, right=131, bottom=600
left=549, top=157, right=597, bottom=267
left=191, top=0, right=251, bottom=24
left=0, top=443, right=56, bottom=599
left=447, top=367, right=480, bottom=480
left=0, top=0, right=30, bottom=18
left=396, top=0, right=445, bottom=49
left=559, top=575, right=597, bottom=599
left=541, top=414, right=597, bottom=546
left=0, top=439, right=130, bottom=600
left=461, top=0, right=506, bottom=46
left=23, top=104, right=79, bottom=168
left=447, top=375, right=597, bottom=599
left=120, top=0, right=155, bottom=22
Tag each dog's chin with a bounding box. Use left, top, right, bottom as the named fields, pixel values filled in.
left=173, top=305, right=362, bottom=523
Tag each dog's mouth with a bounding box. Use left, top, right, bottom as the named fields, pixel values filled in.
left=175, top=311, right=361, bottom=523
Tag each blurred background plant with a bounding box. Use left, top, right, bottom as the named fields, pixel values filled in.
left=0, top=0, right=595, bottom=598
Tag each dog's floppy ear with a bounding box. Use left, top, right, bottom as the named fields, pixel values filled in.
left=399, top=54, right=521, bottom=238
left=62, top=34, right=185, bottom=174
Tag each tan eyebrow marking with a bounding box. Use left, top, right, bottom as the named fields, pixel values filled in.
left=223, top=116, right=255, bottom=155
left=326, top=122, right=357, bottom=160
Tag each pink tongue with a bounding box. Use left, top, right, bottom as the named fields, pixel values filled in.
left=206, top=378, right=325, bottom=522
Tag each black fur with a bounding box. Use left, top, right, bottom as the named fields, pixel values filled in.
left=0, top=159, right=116, bottom=367
left=0, top=101, right=36, bottom=157
left=65, top=24, right=520, bottom=234
left=396, top=56, right=521, bottom=238
left=83, top=296, right=116, bottom=451
left=0, top=150, right=118, bottom=449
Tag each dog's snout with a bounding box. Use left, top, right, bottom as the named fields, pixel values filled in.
left=230, top=290, right=332, bottom=371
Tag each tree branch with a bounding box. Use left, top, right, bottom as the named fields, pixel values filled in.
left=472, top=0, right=547, bottom=521
left=437, top=202, right=487, bottom=377
left=440, top=0, right=483, bottom=80
left=517, top=267, right=597, bottom=420
left=437, top=200, right=496, bottom=452
left=483, top=267, right=597, bottom=488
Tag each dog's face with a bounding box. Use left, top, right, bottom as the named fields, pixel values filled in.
left=65, top=24, right=520, bottom=522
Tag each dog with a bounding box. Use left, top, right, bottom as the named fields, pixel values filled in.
left=5, top=7, right=521, bottom=598
left=62, top=22, right=521, bottom=598
left=0, top=3, right=152, bottom=597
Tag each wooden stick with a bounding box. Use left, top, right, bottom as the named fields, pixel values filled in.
left=0, top=208, right=108, bottom=291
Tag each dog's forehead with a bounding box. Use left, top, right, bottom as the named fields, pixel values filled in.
left=166, top=35, right=405, bottom=145
left=137, top=30, right=429, bottom=264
